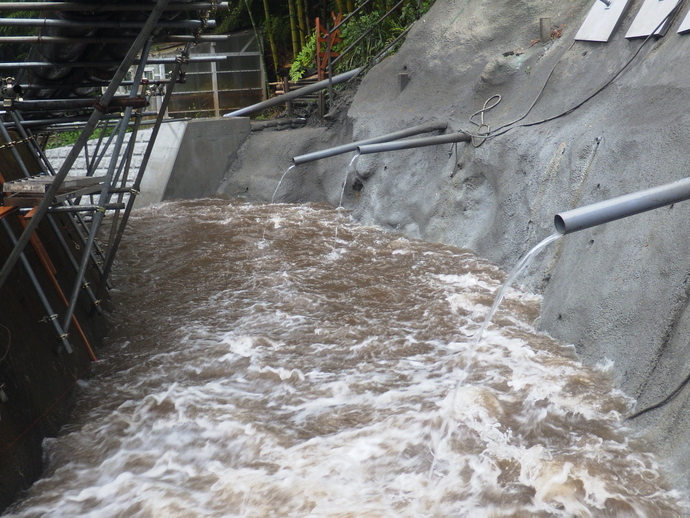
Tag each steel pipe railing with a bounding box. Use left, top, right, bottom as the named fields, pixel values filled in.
left=18, top=79, right=184, bottom=90
left=46, top=204, right=126, bottom=213
left=224, top=68, right=361, bottom=117
left=331, top=0, right=405, bottom=69
left=554, top=177, right=690, bottom=234
left=293, top=122, right=448, bottom=165
left=357, top=132, right=471, bottom=154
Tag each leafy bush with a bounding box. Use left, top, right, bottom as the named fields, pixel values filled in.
left=288, top=0, right=435, bottom=80
left=289, top=32, right=317, bottom=82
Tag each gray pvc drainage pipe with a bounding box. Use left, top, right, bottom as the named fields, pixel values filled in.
left=225, top=68, right=362, bottom=118
left=357, top=131, right=471, bottom=154
left=292, top=122, right=448, bottom=165
left=554, top=176, right=690, bottom=234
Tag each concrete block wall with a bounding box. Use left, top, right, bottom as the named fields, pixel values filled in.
left=45, top=126, right=154, bottom=180
left=45, top=117, right=251, bottom=208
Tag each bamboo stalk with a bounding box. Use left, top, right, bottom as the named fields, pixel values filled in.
left=262, top=0, right=280, bottom=72
left=296, top=0, right=307, bottom=48
left=287, top=0, right=301, bottom=56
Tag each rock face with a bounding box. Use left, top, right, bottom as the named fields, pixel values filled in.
left=219, top=0, right=690, bottom=495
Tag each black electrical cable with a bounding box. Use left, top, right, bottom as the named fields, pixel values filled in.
left=486, top=1, right=685, bottom=140
left=627, top=369, right=690, bottom=420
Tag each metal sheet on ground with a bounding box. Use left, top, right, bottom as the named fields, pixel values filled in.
left=626, top=0, right=681, bottom=38
left=575, top=0, right=633, bottom=42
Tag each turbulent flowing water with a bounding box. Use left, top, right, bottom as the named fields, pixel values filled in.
left=3, top=198, right=685, bottom=517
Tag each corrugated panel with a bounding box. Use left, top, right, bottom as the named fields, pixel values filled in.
left=575, top=0, right=633, bottom=42
left=626, top=0, right=681, bottom=38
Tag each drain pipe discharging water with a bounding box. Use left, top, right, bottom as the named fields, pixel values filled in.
left=554, top=177, right=690, bottom=234
left=292, top=122, right=448, bottom=165
left=357, top=131, right=471, bottom=154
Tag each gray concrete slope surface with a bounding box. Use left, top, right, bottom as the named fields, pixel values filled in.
left=218, top=0, right=690, bottom=496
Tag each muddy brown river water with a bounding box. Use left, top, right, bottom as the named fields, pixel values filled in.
left=2, top=198, right=684, bottom=517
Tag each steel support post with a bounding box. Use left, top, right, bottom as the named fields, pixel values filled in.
left=1, top=219, right=73, bottom=353
left=97, top=45, right=191, bottom=300
left=100, top=112, right=143, bottom=273
left=62, top=39, right=154, bottom=334
left=8, top=111, right=109, bottom=301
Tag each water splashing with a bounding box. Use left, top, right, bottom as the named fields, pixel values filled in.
left=261, top=165, right=298, bottom=241
left=430, top=232, right=562, bottom=480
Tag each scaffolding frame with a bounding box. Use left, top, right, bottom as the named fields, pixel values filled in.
left=0, top=1, right=223, bottom=355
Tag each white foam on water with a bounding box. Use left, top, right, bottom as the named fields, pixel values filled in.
left=3, top=199, right=685, bottom=517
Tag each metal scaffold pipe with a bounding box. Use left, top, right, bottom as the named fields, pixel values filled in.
left=1, top=219, right=73, bottom=354
left=0, top=18, right=215, bottom=30
left=554, top=176, right=690, bottom=234
left=8, top=97, right=148, bottom=112
left=0, top=34, right=233, bottom=45
left=0, top=55, right=229, bottom=69
left=0, top=0, right=174, bottom=292
left=225, top=68, right=362, bottom=117
left=97, top=44, right=192, bottom=298
left=292, top=122, right=448, bottom=165
left=0, top=2, right=229, bottom=11
left=357, top=132, right=471, bottom=154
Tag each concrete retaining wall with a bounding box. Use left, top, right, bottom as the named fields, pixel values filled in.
left=45, top=117, right=251, bottom=208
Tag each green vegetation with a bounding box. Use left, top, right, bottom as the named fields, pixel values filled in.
left=0, top=11, right=36, bottom=68
left=289, top=32, right=317, bottom=82
left=213, top=0, right=435, bottom=81
left=44, top=124, right=131, bottom=150
left=333, top=0, right=434, bottom=73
